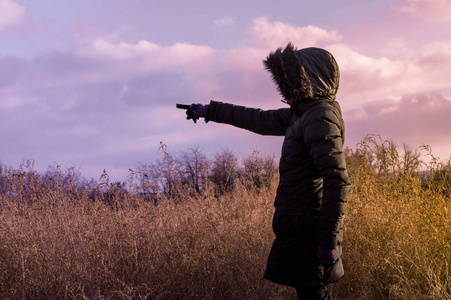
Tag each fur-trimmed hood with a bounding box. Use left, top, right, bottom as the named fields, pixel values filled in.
left=263, top=43, right=339, bottom=105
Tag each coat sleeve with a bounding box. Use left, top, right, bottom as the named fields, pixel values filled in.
left=302, top=104, right=351, bottom=250
left=206, top=100, right=292, bottom=136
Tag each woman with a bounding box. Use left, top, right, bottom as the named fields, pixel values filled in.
left=180, top=43, right=351, bottom=300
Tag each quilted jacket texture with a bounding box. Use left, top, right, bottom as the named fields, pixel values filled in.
left=205, top=46, right=351, bottom=287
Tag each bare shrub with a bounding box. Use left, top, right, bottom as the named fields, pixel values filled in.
left=0, top=139, right=449, bottom=299
left=335, top=136, right=450, bottom=300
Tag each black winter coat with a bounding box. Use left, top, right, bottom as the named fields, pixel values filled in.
left=206, top=99, right=351, bottom=287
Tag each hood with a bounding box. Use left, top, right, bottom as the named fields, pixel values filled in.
left=263, top=43, right=339, bottom=104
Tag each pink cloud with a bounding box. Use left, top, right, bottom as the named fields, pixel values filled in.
left=0, top=0, right=27, bottom=31
left=330, top=44, right=412, bottom=101
left=214, top=17, right=234, bottom=27
left=362, top=98, right=398, bottom=117
left=246, top=18, right=451, bottom=107
left=77, top=35, right=275, bottom=101
left=74, top=19, right=450, bottom=110
left=392, top=0, right=451, bottom=20
left=88, top=39, right=216, bottom=68
left=326, top=42, right=451, bottom=107
left=250, top=17, right=342, bottom=49
left=2, top=13, right=451, bottom=180
left=416, top=41, right=451, bottom=81
left=345, top=92, right=451, bottom=160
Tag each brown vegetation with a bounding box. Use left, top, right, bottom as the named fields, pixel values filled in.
left=0, top=137, right=449, bottom=299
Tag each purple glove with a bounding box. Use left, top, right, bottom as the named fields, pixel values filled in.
left=317, top=247, right=338, bottom=265
left=186, top=103, right=209, bottom=123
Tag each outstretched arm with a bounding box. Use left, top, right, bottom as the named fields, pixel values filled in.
left=206, top=100, right=292, bottom=136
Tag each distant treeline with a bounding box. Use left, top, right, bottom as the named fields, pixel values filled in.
left=1, top=135, right=450, bottom=203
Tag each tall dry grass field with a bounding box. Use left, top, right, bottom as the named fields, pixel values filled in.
left=0, top=142, right=450, bottom=299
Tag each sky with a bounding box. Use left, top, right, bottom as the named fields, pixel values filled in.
left=1, top=0, right=451, bottom=182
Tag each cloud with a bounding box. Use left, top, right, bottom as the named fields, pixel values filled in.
left=0, top=0, right=27, bottom=31
left=392, top=0, right=451, bottom=20
left=416, top=41, right=451, bottom=78
left=86, top=39, right=216, bottom=68
left=247, top=18, right=451, bottom=105
left=250, top=17, right=342, bottom=49
left=77, top=36, right=274, bottom=102
left=328, top=44, right=419, bottom=103
left=324, top=41, right=451, bottom=106
left=1, top=15, right=451, bottom=180
left=245, top=18, right=451, bottom=159
left=345, top=92, right=451, bottom=158
left=214, top=17, right=234, bottom=27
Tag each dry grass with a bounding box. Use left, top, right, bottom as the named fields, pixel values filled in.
left=336, top=170, right=450, bottom=299
left=0, top=146, right=450, bottom=299
left=0, top=168, right=295, bottom=299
